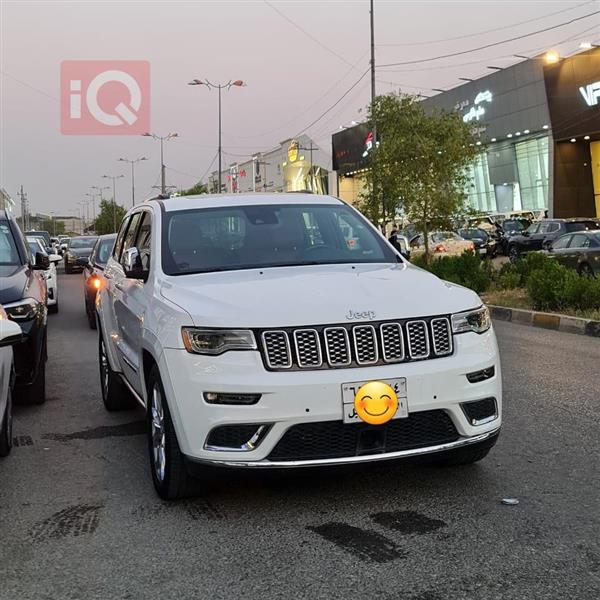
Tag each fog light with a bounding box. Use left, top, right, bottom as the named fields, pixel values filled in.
left=203, top=392, right=261, bottom=405
left=466, top=366, right=495, bottom=383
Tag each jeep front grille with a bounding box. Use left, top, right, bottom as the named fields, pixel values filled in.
left=258, top=316, right=453, bottom=371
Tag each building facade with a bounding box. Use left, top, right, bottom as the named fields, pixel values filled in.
left=209, top=135, right=332, bottom=195
left=332, top=47, right=600, bottom=218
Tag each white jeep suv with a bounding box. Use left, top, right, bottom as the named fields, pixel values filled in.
left=96, top=193, right=502, bottom=499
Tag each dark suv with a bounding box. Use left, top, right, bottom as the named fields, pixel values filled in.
left=0, top=211, right=50, bottom=404
left=507, top=218, right=600, bottom=261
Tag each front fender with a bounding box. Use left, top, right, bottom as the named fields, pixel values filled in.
left=96, top=286, right=121, bottom=374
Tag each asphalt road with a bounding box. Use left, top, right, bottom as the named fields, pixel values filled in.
left=1, top=271, right=599, bottom=600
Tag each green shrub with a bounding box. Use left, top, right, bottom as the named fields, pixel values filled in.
left=412, top=251, right=491, bottom=294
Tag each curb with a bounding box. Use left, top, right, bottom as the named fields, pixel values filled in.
left=488, top=305, right=600, bottom=338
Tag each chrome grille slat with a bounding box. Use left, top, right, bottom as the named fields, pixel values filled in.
left=261, top=331, right=292, bottom=369
left=406, top=320, right=430, bottom=359
left=324, top=327, right=351, bottom=366
left=380, top=323, right=404, bottom=362
left=353, top=325, right=378, bottom=365
left=294, top=329, right=322, bottom=368
left=260, top=317, right=452, bottom=370
left=431, top=317, right=453, bottom=356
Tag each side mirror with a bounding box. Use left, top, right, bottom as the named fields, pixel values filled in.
left=122, top=247, right=146, bottom=281
left=0, top=318, right=23, bottom=348
left=32, top=252, right=50, bottom=270
left=49, top=254, right=62, bottom=263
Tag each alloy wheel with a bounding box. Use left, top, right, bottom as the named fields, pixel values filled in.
left=150, top=385, right=166, bottom=483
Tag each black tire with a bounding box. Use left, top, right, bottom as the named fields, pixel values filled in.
left=430, top=432, right=499, bottom=467
left=147, top=365, right=198, bottom=500
left=19, top=359, right=46, bottom=405
left=48, top=302, right=58, bottom=314
left=0, top=387, right=13, bottom=457
left=64, top=261, right=71, bottom=274
left=98, top=331, right=135, bottom=411
left=579, top=263, right=595, bottom=278
left=508, top=245, right=520, bottom=263
left=88, top=310, right=97, bottom=329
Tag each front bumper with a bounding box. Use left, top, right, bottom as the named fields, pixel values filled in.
left=159, top=327, right=502, bottom=467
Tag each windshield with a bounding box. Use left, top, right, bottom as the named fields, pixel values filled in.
left=459, top=229, right=487, bottom=240
left=502, top=220, right=524, bottom=231
left=431, top=231, right=461, bottom=242
left=162, top=203, right=396, bottom=275
left=70, top=237, right=98, bottom=249
left=0, top=221, right=20, bottom=266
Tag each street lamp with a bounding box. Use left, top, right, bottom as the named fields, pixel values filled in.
left=142, top=133, right=178, bottom=195
left=102, top=174, right=125, bottom=232
left=187, top=78, right=246, bottom=194
left=118, top=156, right=148, bottom=207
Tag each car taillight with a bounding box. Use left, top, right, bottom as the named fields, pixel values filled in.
left=434, top=244, right=446, bottom=253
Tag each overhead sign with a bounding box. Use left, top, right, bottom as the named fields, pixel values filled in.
left=579, top=81, right=600, bottom=106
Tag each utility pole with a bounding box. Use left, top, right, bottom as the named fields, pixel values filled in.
left=18, top=185, right=28, bottom=230
left=187, top=79, right=246, bottom=194
left=102, top=175, right=124, bottom=232
left=142, top=133, right=177, bottom=195
left=118, top=157, right=148, bottom=206
left=299, top=143, right=318, bottom=189
left=370, top=0, right=376, bottom=108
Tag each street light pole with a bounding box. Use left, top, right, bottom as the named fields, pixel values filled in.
left=102, top=175, right=124, bottom=232
left=188, top=78, right=246, bottom=194
left=118, top=156, right=148, bottom=206
left=142, top=133, right=177, bottom=195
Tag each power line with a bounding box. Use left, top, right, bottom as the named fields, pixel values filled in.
left=379, top=10, right=600, bottom=68
left=378, top=1, right=593, bottom=47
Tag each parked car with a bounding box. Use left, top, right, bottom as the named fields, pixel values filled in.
left=0, top=211, right=49, bottom=404
left=83, top=234, right=117, bottom=329
left=410, top=231, right=475, bottom=258
left=0, top=306, right=23, bottom=456
left=63, top=235, right=98, bottom=273
left=496, top=218, right=530, bottom=255
left=457, top=228, right=497, bottom=257
left=96, top=194, right=502, bottom=499
left=546, top=230, right=600, bottom=277
left=27, top=236, right=61, bottom=313
left=507, top=218, right=600, bottom=262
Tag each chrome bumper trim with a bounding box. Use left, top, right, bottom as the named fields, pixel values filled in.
left=187, top=427, right=500, bottom=469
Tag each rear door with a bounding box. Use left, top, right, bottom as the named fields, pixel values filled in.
left=567, top=233, right=591, bottom=272
left=548, top=234, right=572, bottom=267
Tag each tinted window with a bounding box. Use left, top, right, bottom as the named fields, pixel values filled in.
left=565, top=221, right=598, bottom=233
left=94, top=237, right=116, bottom=265
left=0, top=222, right=20, bottom=265
left=459, top=228, right=487, bottom=241
left=569, top=233, right=590, bottom=248
left=70, top=236, right=98, bottom=249
left=113, top=217, right=131, bottom=260
left=162, top=203, right=396, bottom=275
left=135, top=211, right=152, bottom=271
left=552, top=235, right=571, bottom=250
left=120, top=212, right=143, bottom=263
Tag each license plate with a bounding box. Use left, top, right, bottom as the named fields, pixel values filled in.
left=341, top=378, right=408, bottom=424
left=478, top=248, right=487, bottom=254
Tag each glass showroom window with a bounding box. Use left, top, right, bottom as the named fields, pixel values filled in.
left=465, top=153, right=496, bottom=212
left=516, top=137, right=549, bottom=210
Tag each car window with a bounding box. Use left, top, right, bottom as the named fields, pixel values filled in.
left=0, top=221, right=20, bottom=265
left=135, top=211, right=152, bottom=271
left=162, top=203, right=396, bottom=275
left=113, top=217, right=131, bottom=260
left=565, top=221, right=598, bottom=233
left=120, top=212, right=143, bottom=263
left=526, top=223, right=540, bottom=235
left=569, top=233, right=590, bottom=248
left=551, top=235, right=571, bottom=250
left=92, top=236, right=116, bottom=266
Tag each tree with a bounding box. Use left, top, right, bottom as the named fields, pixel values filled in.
left=94, top=199, right=127, bottom=234
left=361, top=94, right=479, bottom=263
left=179, top=180, right=208, bottom=196
left=39, top=219, right=65, bottom=236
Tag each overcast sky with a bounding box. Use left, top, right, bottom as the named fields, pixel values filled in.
left=1, top=0, right=598, bottom=216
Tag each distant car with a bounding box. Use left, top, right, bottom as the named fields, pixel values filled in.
left=457, top=228, right=497, bottom=257
left=0, top=305, right=23, bottom=457
left=63, top=236, right=98, bottom=274
left=410, top=231, right=475, bottom=258
left=507, top=218, right=600, bottom=262
left=547, top=230, right=600, bottom=277
left=0, top=211, right=49, bottom=404
left=58, top=235, right=70, bottom=254
left=82, top=234, right=116, bottom=329
left=25, top=230, right=51, bottom=248
left=27, top=237, right=61, bottom=313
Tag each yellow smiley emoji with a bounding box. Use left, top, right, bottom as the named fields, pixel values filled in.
left=354, top=381, right=398, bottom=425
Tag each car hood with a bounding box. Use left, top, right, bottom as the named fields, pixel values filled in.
left=160, top=263, right=481, bottom=328
left=0, top=264, right=28, bottom=305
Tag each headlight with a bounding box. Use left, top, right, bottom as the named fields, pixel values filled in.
left=181, top=327, right=257, bottom=355
left=4, top=298, right=40, bottom=321
left=451, top=306, right=491, bottom=334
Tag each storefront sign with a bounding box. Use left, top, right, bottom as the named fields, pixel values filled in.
left=462, top=90, right=493, bottom=123
left=579, top=81, right=600, bottom=106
